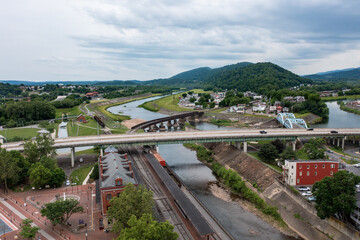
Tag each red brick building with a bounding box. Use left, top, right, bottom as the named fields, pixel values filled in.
left=283, top=160, right=339, bottom=186
left=98, top=146, right=136, bottom=215
left=77, top=114, right=88, bottom=123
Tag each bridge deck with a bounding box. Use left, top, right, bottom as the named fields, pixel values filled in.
left=3, top=128, right=360, bottom=151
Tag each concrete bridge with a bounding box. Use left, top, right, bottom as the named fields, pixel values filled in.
left=2, top=128, right=360, bottom=167
left=130, top=111, right=204, bottom=133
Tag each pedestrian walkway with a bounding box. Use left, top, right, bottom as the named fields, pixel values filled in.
left=0, top=199, right=55, bottom=240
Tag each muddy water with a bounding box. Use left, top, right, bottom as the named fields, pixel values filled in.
left=108, top=96, right=292, bottom=240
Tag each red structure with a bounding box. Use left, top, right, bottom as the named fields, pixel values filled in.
left=99, top=146, right=137, bottom=215
left=85, top=92, right=98, bottom=97
left=77, top=114, right=88, bottom=123
left=283, top=160, right=339, bottom=186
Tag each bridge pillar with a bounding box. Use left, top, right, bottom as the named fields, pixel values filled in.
left=71, top=147, right=75, bottom=168
left=159, top=123, right=166, bottom=131
left=337, top=138, right=340, bottom=147
left=332, top=138, right=336, bottom=145
left=243, top=142, right=247, bottom=153
left=173, top=120, right=179, bottom=129
left=236, top=142, right=241, bottom=150
left=292, top=141, right=296, bottom=151
left=353, top=136, right=356, bottom=144
left=342, top=138, right=345, bottom=150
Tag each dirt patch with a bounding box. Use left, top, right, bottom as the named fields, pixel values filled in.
left=302, top=113, right=322, bottom=124
left=122, top=118, right=147, bottom=129
left=204, top=142, right=280, bottom=189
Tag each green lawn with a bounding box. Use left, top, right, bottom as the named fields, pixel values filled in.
left=0, top=127, right=41, bottom=142
left=341, top=157, right=359, bottom=165
left=294, top=112, right=311, bottom=118
left=321, top=95, right=360, bottom=101
left=76, top=148, right=99, bottom=155
left=70, top=164, right=94, bottom=185
left=141, top=89, right=210, bottom=112
left=328, top=146, right=352, bottom=157
left=67, top=119, right=100, bottom=137
left=55, top=106, right=82, bottom=119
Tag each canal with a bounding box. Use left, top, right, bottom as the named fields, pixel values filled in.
left=108, top=96, right=291, bottom=240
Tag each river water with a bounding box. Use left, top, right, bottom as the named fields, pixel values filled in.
left=312, top=101, right=360, bottom=128
left=108, top=96, right=291, bottom=240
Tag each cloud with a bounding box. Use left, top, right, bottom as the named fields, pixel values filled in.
left=0, top=0, right=360, bottom=81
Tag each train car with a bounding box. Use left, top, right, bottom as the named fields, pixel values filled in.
left=153, top=151, right=166, bottom=167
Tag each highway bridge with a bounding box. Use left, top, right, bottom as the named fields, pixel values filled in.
left=276, top=113, right=308, bottom=129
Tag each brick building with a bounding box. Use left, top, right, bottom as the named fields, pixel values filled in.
left=98, top=146, right=137, bottom=215
left=282, top=160, right=338, bottom=186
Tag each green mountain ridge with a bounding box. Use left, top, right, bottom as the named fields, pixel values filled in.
left=304, top=67, right=360, bottom=82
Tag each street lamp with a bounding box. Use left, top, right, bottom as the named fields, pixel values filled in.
left=85, top=228, right=88, bottom=240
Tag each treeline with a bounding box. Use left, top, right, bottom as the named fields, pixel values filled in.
left=0, top=135, right=65, bottom=192
left=103, top=86, right=178, bottom=99
left=0, top=100, right=56, bottom=127
left=52, top=94, right=89, bottom=108
left=0, top=83, right=22, bottom=97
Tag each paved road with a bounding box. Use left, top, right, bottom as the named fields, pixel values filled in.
left=3, top=128, right=360, bottom=151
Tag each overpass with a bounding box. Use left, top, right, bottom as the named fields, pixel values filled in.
left=130, top=111, right=204, bottom=133
left=276, top=113, right=308, bottom=129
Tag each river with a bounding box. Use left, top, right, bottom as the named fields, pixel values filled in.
left=108, top=96, right=291, bottom=240
left=312, top=101, right=360, bottom=128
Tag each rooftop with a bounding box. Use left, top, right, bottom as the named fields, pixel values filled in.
left=100, top=152, right=135, bottom=188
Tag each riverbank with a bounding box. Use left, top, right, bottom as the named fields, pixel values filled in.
left=339, top=102, right=360, bottom=115
left=321, top=95, right=360, bottom=101
left=183, top=143, right=298, bottom=238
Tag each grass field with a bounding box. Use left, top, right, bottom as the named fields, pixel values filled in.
left=0, top=127, right=41, bottom=142
left=140, top=89, right=210, bottom=112
left=55, top=106, right=82, bottom=119
left=321, top=95, right=360, bottom=101
left=76, top=148, right=99, bottom=155
left=294, top=112, right=311, bottom=118
left=70, top=164, right=94, bottom=185
left=67, top=119, right=100, bottom=137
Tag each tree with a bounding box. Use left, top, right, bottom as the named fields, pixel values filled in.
left=182, top=93, right=187, bottom=98
left=258, top=143, right=279, bottom=163
left=304, top=138, right=326, bottom=159
left=41, top=199, right=84, bottom=226
left=271, top=139, right=285, bottom=154
left=107, top=183, right=154, bottom=233
left=189, top=97, right=196, bottom=103
left=90, top=163, right=99, bottom=180
left=280, top=146, right=296, bottom=161
left=313, top=171, right=360, bottom=220
left=40, top=156, right=57, bottom=171
left=0, top=148, right=20, bottom=193
left=24, top=134, right=56, bottom=163
left=29, top=163, right=52, bottom=188
left=50, top=168, right=66, bottom=187
left=118, top=213, right=178, bottom=240
left=209, top=102, right=216, bottom=109
left=19, top=218, right=40, bottom=240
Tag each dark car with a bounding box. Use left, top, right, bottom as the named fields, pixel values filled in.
left=330, top=130, right=338, bottom=134
left=307, top=128, right=314, bottom=131
left=99, top=218, right=104, bottom=230
left=260, top=130, right=267, bottom=134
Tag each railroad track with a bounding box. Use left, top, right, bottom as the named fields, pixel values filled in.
left=120, top=146, right=193, bottom=240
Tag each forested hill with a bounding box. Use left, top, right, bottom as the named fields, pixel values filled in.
left=204, top=62, right=311, bottom=92
left=304, top=67, right=360, bottom=82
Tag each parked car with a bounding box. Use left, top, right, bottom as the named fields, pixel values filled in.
left=354, top=163, right=360, bottom=168
left=330, top=130, right=338, bottom=134
left=301, top=191, right=312, bottom=196
left=65, top=180, right=70, bottom=186
left=307, top=196, right=316, bottom=201
left=307, top=128, right=314, bottom=131
left=298, top=186, right=311, bottom=191
left=260, top=130, right=267, bottom=134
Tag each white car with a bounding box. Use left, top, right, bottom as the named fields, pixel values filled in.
left=301, top=191, right=312, bottom=196
left=65, top=180, right=70, bottom=186
left=354, top=163, right=360, bottom=168
left=298, top=186, right=311, bottom=191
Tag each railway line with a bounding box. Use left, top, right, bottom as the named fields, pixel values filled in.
left=120, top=146, right=193, bottom=240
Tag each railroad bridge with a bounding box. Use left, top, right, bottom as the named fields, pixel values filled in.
left=130, top=111, right=204, bottom=133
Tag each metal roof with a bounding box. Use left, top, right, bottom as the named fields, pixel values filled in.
left=146, top=154, right=214, bottom=237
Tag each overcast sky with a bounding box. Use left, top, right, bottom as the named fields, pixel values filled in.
left=1, top=0, right=360, bottom=81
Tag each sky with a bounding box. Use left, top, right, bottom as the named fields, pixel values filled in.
left=1, top=0, right=360, bottom=81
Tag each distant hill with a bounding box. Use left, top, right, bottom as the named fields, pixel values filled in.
left=304, top=67, right=360, bottom=82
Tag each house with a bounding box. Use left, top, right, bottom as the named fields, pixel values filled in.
left=284, top=96, right=294, bottom=102
left=99, top=146, right=137, bottom=215
left=85, top=92, right=99, bottom=98
left=276, top=106, right=283, bottom=113
left=274, top=101, right=281, bottom=107
left=283, top=107, right=289, bottom=113
left=269, top=106, right=277, bottom=113
left=77, top=114, right=87, bottom=123
left=294, top=96, right=305, bottom=103
left=282, top=160, right=338, bottom=186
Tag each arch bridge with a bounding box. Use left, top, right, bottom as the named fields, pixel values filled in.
left=276, top=113, right=308, bottom=129
left=130, top=111, right=204, bottom=133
